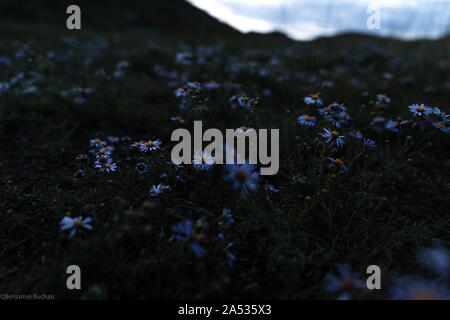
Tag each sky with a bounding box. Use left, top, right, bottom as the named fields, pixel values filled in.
left=187, top=0, right=450, bottom=40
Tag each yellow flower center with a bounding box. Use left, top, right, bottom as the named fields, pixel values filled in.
left=311, top=94, right=319, bottom=100
left=340, top=279, right=353, bottom=290
left=105, top=163, right=111, bottom=169
left=241, top=127, right=248, bottom=131
left=417, top=106, right=425, bottom=112
left=236, top=170, right=249, bottom=182
left=146, top=141, right=154, bottom=147
left=74, top=220, right=84, bottom=228
left=305, top=115, right=312, bottom=121
left=191, top=232, right=202, bottom=240
left=437, top=122, right=445, bottom=128
left=332, top=131, right=340, bottom=137
left=297, top=177, right=303, bottom=183
left=335, top=158, right=345, bottom=165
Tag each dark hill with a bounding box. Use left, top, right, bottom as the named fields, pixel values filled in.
left=0, top=0, right=241, bottom=36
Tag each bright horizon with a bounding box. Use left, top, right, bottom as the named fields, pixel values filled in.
left=187, top=0, right=450, bottom=40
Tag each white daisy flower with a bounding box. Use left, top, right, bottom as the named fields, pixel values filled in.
left=171, top=115, right=185, bottom=124
left=409, top=104, right=433, bottom=117
left=264, top=183, right=280, bottom=193
left=174, top=87, right=187, bottom=97
left=107, top=136, right=120, bottom=143
left=372, top=116, right=386, bottom=124
left=236, top=126, right=255, bottom=134
left=60, top=216, right=93, bottom=237
left=433, top=107, right=443, bottom=115
left=149, top=183, right=171, bottom=197
left=139, top=139, right=162, bottom=152
left=224, top=163, right=260, bottom=196
left=297, top=115, right=316, bottom=127
left=96, top=146, right=114, bottom=157
left=94, top=157, right=117, bottom=173
left=303, top=93, right=323, bottom=106
left=291, top=174, right=307, bottom=184
left=319, top=128, right=345, bottom=147
left=72, top=87, right=84, bottom=95
left=90, top=138, right=106, bottom=149
left=433, top=121, right=450, bottom=133
left=193, top=152, right=215, bottom=171
left=328, top=103, right=347, bottom=114
left=377, top=94, right=391, bottom=104
left=326, top=112, right=351, bottom=128
left=205, top=81, right=220, bottom=90
left=130, top=141, right=144, bottom=149
left=187, top=81, right=201, bottom=90
left=237, top=96, right=252, bottom=108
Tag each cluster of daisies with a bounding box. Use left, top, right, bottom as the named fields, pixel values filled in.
left=55, top=75, right=448, bottom=282
left=299, top=93, right=364, bottom=172
left=298, top=93, right=448, bottom=174
left=63, top=135, right=169, bottom=237
left=173, top=80, right=223, bottom=112
left=172, top=81, right=268, bottom=197
left=62, top=127, right=264, bottom=245
left=408, top=104, right=449, bottom=133
left=0, top=71, right=46, bottom=96
left=61, top=87, right=95, bottom=105
left=369, top=97, right=449, bottom=134
left=173, top=78, right=258, bottom=114
left=172, top=208, right=235, bottom=264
